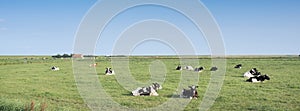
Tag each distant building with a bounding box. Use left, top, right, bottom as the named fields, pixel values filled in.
left=72, top=54, right=84, bottom=59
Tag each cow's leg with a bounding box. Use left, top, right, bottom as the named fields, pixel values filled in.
left=150, top=92, right=159, bottom=96
left=252, top=78, right=258, bottom=83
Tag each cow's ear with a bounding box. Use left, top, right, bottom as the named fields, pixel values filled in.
left=188, top=86, right=192, bottom=88
left=196, top=86, right=199, bottom=88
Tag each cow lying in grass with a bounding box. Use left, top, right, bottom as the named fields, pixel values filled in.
left=243, top=68, right=260, bottom=78
left=105, top=67, right=115, bottom=75
left=234, top=64, right=242, bottom=69
left=132, top=83, right=162, bottom=96
left=177, top=65, right=204, bottom=72
left=89, top=63, right=97, bottom=67
left=176, top=65, right=194, bottom=71
left=51, top=66, right=59, bottom=71
left=176, top=65, right=182, bottom=70
left=184, top=66, right=194, bottom=71
left=180, top=85, right=199, bottom=99
left=246, top=74, right=270, bottom=83
left=194, top=66, right=204, bottom=72
left=210, top=66, right=218, bottom=71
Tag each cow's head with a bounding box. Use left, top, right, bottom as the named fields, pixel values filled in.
left=188, top=85, right=199, bottom=98
left=256, top=72, right=261, bottom=75
left=188, top=85, right=198, bottom=90
left=152, top=83, right=162, bottom=90
left=249, top=68, right=258, bottom=74
left=199, top=67, right=204, bottom=70
left=264, top=74, right=270, bottom=80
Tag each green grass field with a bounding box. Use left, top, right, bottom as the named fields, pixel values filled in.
left=0, top=56, right=300, bottom=111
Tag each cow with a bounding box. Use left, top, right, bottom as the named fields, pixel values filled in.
left=194, top=66, right=204, bottom=72
left=51, top=66, right=59, bottom=71
left=176, top=65, right=182, bottom=70
left=246, top=74, right=270, bottom=83
left=105, top=67, right=115, bottom=75
left=131, top=83, right=162, bottom=96
left=210, top=66, right=218, bottom=71
left=243, top=68, right=260, bottom=78
left=184, top=66, right=194, bottom=71
left=234, top=64, right=242, bottom=69
left=180, top=85, right=199, bottom=99
left=89, top=63, right=97, bottom=67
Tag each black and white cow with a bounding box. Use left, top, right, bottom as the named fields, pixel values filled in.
left=51, top=66, right=59, bottom=71
left=180, top=85, right=199, bottom=99
left=210, top=66, right=218, bottom=71
left=184, top=66, right=194, bottom=71
left=246, top=74, right=270, bottom=83
left=176, top=65, right=182, bottom=70
left=243, top=68, right=260, bottom=78
left=105, top=67, right=115, bottom=75
left=132, top=83, right=162, bottom=96
left=194, top=66, right=204, bottom=72
left=234, top=64, right=242, bottom=69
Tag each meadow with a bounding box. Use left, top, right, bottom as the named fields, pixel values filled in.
left=0, top=56, right=299, bottom=111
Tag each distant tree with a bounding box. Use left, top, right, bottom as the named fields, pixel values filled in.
left=51, top=54, right=61, bottom=58
left=52, top=53, right=73, bottom=58
left=62, top=54, right=71, bottom=58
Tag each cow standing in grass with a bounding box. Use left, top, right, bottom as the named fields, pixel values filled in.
left=132, top=83, right=162, bottom=96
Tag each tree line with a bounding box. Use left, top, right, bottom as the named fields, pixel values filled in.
left=51, top=54, right=72, bottom=58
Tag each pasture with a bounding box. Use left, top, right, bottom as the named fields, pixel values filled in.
left=0, top=56, right=300, bottom=110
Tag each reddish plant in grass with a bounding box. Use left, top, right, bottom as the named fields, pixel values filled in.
left=40, top=102, right=47, bottom=111
left=30, top=100, right=35, bottom=111
left=24, top=100, right=36, bottom=111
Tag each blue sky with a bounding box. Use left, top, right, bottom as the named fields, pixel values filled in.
left=0, top=0, right=299, bottom=55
